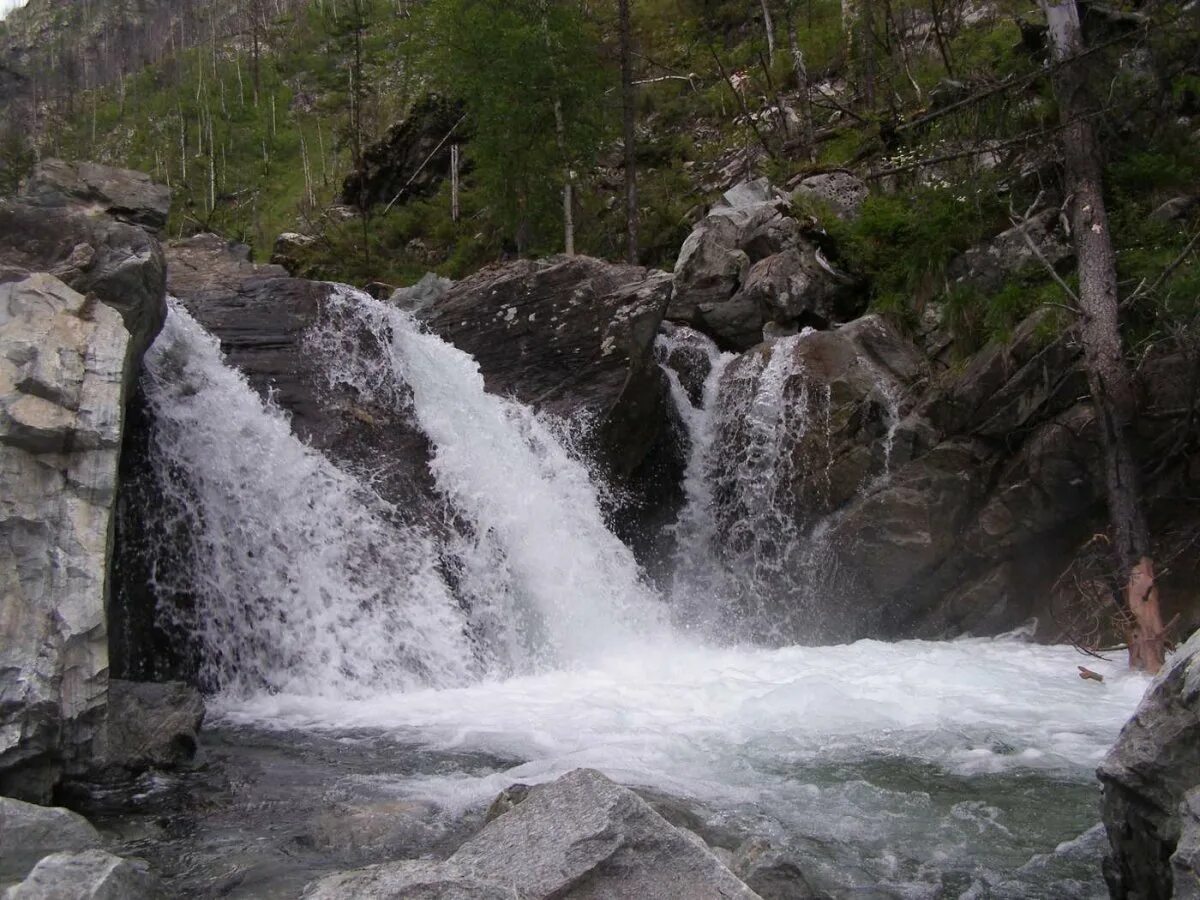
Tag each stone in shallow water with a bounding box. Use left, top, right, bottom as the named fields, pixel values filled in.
left=2, top=849, right=163, bottom=900
left=105, top=680, right=205, bottom=772
left=304, top=768, right=760, bottom=899
left=0, top=797, right=103, bottom=884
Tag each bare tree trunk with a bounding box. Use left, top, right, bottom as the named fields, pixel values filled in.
left=785, top=1, right=815, bottom=160
left=759, top=0, right=776, bottom=64
left=619, top=0, right=638, bottom=264
left=1040, top=0, right=1165, bottom=673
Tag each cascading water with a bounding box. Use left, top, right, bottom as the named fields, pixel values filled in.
left=140, top=303, right=480, bottom=697
left=130, top=292, right=1150, bottom=898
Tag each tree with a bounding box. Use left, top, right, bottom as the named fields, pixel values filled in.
left=1039, top=0, right=1166, bottom=673
left=0, top=117, right=34, bottom=197
left=423, top=0, right=606, bottom=256
left=618, top=0, right=638, bottom=264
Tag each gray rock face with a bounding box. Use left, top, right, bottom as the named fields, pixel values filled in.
left=947, top=208, right=1071, bottom=293
left=389, top=272, right=453, bottom=313
left=1099, top=630, right=1200, bottom=900
left=269, top=231, right=318, bottom=276
left=0, top=273, right=130, bottom=802
left=419, top=255, right=673, bottom=477
left=791, top=171, right=868, bottom=221
left=20, top=159, right=171, bottom=234
left=0, top=797, right=103, bottom=884
left=1173, top=788, right=1200, bottom=900
left=105, top=680, right=205, bottom=772
left=0, top=197, right=167, bottom=364
left=3, top=850, right=163, bottom=900
left=670, top=181, right=863, bottom=350
left=305, top=769, right=760, bottom=900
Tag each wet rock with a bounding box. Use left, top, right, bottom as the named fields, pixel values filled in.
left=1099, top=630, right=1200, bottom=900
left=483, top=783, right=531, bottom=823
left=419, top=255, right=673, bottom=476
left=342, top=95, right=464, bottom=209
left=19, top=159, right=170, bottom=233
left=105, top=680, right=205, bottom=772
left=791, top=171, right=868, bottom=221
left=305, top=769, right=758, bottom=899
left=0, top=273, right=129, bottom=802
left=2, top=849, right=163, bottom=899
left=0, top=797, right=103, bottom=884
left=0, top=198, right=167, bottom=364
left=733, top=838, right=828, bottom=899
left=1173, top=788, right=1200, bottom=899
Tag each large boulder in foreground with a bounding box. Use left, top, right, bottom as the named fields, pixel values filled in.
left=3, top=850, right=163, bottom=899
left=0, top=273, right=130, bottom=802
left=304, top=768, right=759, bottom=899
left=1099, top=630, right=1200, bottom=900
left=419, top=255, right=673, bottom=476
left=0, top=797, right=103, bottom=884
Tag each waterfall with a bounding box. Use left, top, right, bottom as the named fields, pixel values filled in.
left=141, top=289, right=669, bottom=697
left=140, top=303, right=479, bottom=697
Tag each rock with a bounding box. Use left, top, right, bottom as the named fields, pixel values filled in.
left=733, top=838, right=828, bottom=899
left=270, top=231, right=317, bottom=276
left=947, top=208, right=1072, bottom=294
left=1099, top=630, right=1200, bottom=900
left=732, top=245, right=858, bottom=332
left=1150, top=195, right=1199, bottom=224
left=0, top=797, right=103, bottom=884
left=104, top=680, right=205, bottom=772
left=342, top=95, right=464, bottom=209
left=0, top=198, right=167, bottom=364
left=304, top=769, right=759, bottom=899
left=1173, top=788, right=1200, bottom=899
left=419, top=256, right=673, bottom=476
left=715, top=177, right=789, bottom=210
left=19, top=159, right=170, bottom=233
left=483, top=783, right=531, bottom=823
left=2, top=850, right=163, bottom=899
left=0, top=273, right=129, bottom=802
left=390, top=272, right=453, bottom=313
left=791, top=171, right=869, bottom=221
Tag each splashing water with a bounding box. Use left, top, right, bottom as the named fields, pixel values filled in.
left=141, top=302, right=478, bottom=697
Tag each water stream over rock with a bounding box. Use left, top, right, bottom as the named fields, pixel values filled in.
left=119, top=292, right=1148, bottom=897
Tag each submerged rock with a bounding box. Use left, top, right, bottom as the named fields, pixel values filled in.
left=0, top=273, right=130, bottom=802
left=2, top=850, right=163, bottom=899
left=305, top=769, right=759, bottom=899
left=0, top=797, right=103, bottom=884
left=1099, top=630, right=1200, bottom=899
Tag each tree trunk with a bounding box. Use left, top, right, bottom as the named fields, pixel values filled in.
left=619, top=0, right=639, bottom=264
left=759, top=0, right=777, bottom=64
left=1040, top=0, right=1165, bottom=673
left=785, top=1, right=816, bottom=161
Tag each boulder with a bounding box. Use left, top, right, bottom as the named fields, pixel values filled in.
left=0, top=200, right=167, bottom=364
left=1173, top=788, right=1200, bottom=899
left=104, top=680, right=205, bottom=772
left=0, top=273, right=129, bottom=802
left=0, top=797, right=103, bottom=884
left=732, top=839, right=828, bottom=900
left=2, top=850, right=163, bottom=899
left=791, top=171, right=868, bottom=221
left=304, top=769, right=759, bottom=899
left=947, top=208, right=1072, bottom=293
left=270, top=231, right=318, bottom=276
left=732, top=245, right=857, bottom=331
left=342, top=95, right=464, bottom=209
left=19, top=159, right=171, bottom=233
left=1099, top=630, right=1200, bottom=899
left=419, top=255, right=673, bottom=476
left=390, top=271, right=453, bottom=313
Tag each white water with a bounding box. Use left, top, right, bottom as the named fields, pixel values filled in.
left=140, top=292, right=1150, bottom=895
left=141, top=303, right=478, bottom=696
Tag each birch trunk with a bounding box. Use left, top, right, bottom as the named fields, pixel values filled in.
left=619, top=0, right=638, bottom=264
left=1040, top=0, right=1165, bottom=673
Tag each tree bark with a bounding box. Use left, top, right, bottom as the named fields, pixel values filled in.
left=759, top=0, right=777, bottom=64
left=619, top=0, right=639, bottom=264
left=785, top=1, right=816, bottom=161
left=1040, top=0, right=1165, bottom=673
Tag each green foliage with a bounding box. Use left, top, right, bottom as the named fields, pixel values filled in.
left=417, top=0, right=609, bottom=253
left=0, top=117, right=34, bottom=197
